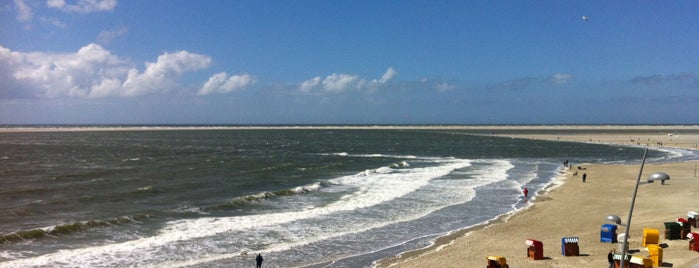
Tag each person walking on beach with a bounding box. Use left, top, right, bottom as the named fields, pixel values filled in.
left=582, top=173, right=587, bottom=183
left=256, top=253, right=264, bottom=268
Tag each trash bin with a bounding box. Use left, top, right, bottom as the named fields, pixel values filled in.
left=486, top=255, right=508, bottom=268
left=561, top=237, right=579, bottom=256
left=664, top=222, right=681, bottom=240
left=688, top=232, right=699, bottom=252
left=688, top=211, right=698, bottom=228
left=601, top=224, right=618, bottom=243
left=646, top=244, right=663, bottom=267
left=642, top=228, right=659, bottom=247
left=628, top=255, right=653, bottom=268
left=526, top=239, right=544, bottom=260
left=678, top=218, right=691, bottom=238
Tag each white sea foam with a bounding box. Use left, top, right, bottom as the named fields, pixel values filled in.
left=291, top=182, right=321, bottom=193
left=0, top=157, right=475, bottom=267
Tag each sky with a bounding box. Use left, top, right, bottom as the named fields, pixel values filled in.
left=1, top=0, right=698, bottom=125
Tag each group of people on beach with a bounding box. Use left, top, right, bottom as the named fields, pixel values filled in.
left=565, top=160, right=589, bottom=183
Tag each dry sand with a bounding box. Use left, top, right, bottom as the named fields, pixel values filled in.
left=377, top=130, right=699, bottom=268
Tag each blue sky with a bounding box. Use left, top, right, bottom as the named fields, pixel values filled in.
left=1, top=0, right=698, bottom=124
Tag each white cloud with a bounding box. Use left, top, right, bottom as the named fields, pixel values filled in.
left=120, top=50, right=212, bottom=97
left=550, top=73, right=572, bottom=84
left=197, top=72, right=255, bottom=95
left=14, top=0, right=33, bottom=22
left=0, top=43, right=213, bottom=98
left=299, top=76, right=321, bottom=93
left=97, top=27, right=128, bottom=45
left=47, top=0, right=117, bottom=13
left=373, top=67, right=397, bottom=84
left=299, top=67, right=397, bottom=94
left=322, top=73, right=361, bottom=92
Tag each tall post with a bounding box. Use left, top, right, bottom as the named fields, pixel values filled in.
left=619, top=148, right=648, bottom=268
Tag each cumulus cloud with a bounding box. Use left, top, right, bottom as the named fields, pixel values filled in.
left=97, top=27, right=128, bottom=45
left=299, top=76, right=321, bottom=93
left=197, top=72, right=255, bottom=95
left=47, top=0, right=117, bottom=13
left=299, top=67, right=397, bottom=94
left=372, top=67, right=397, bottom=84
left=322, top=73, right=361, bottom=92
left=0, top=43, right=212, bottom=98
left=118, top=51, right=212, bottom=97
left=299, top=73, right=361, bottom=93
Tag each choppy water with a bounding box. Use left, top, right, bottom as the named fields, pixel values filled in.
left=1, top=128, right=696, bottom=267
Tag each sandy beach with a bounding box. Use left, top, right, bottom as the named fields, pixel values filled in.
left=376, top=129, right=699, bottom=268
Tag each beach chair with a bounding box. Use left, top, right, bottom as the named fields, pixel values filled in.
left=561, top=237, right=580, bottom=256
left=628, top=255, right=652, bottom=268
left=688, top=232, right=699, bottom=252
left=601, top=224, right=618, bottom=243
left=486, top=255, right=508, bottom=268
left=646, top=244, right=663, bottom=267
left=612, top=253, right=630, bottom=268
left=526, top=239, right=544, bottom=260
left=688, top=211, right=698, bottom=228
left=664, top=222, right=681, bottom=240
left=642, top=228, right=659, bottom=246
left=678, top=218, right=692, bottom=238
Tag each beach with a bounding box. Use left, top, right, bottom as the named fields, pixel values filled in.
left=0, top=126, right=699, bottom=267
left=378, top=129, right=699, bottom=268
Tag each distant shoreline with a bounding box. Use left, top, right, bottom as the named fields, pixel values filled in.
left=2, top=124, right=699, bottom=133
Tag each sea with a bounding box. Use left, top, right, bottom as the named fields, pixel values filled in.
left=1, top=127, right=698, bottom=267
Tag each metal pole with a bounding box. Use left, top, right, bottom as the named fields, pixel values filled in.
left=619, top=147, right=648, bottom=268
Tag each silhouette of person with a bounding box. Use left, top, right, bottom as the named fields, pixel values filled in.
left=582, top=173, right=587, bottom=183
left=523, top=187, right=528, bottom=198
left=607, top=248, right=615, bottom=268
left=256, top=253, right=264, bottom=268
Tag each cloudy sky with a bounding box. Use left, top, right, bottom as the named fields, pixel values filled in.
left=1, top=1, right=697, bottom=124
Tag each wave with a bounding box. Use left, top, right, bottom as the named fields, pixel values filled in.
left=0, top=214, right=150, bottom=244
left=0, top=157, right=474, bottom=267
left=207, top=181, right=328, bottom=211
left=319, top=152, right=417, bottom=159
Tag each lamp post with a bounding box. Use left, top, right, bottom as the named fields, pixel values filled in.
left=606, top=148, right=670, bottom=268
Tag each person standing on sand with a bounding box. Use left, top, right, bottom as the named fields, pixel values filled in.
left=256, top=253, right=264, bottom=268
left=582, top=173, right=587, bottom=183
left=607, top=249, right=615, bottom=268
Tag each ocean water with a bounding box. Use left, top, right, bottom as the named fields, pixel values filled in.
left=1, top=128, right=697, bottom=267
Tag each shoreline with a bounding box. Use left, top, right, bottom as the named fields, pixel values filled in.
left=374, top=163, right=571, bottom=267
left=376, top=131, right=699, bottom=268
